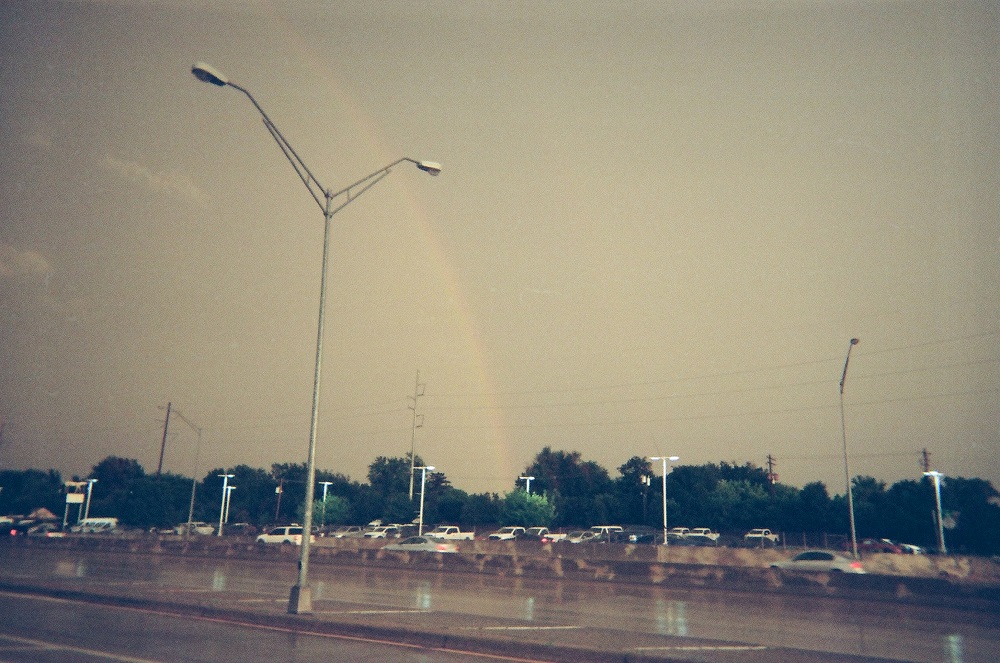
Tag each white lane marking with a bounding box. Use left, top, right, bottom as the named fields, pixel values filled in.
left=635, top=644, right=768, bottom=651
left=318, top=609, right=427, bottom=615
left=0, top=634, right=165, bottom=663
left=464, top=625, right=581, bottom=631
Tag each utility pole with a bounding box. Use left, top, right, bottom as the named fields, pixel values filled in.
left=407, top=371, right=425, bottom=500
left=157, top=402, right=172, bottom=476
left=766, top=454, right=778, bottom=496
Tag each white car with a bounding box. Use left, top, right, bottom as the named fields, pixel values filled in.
left=256, top=526, right=315, bottom=545
left=175, top=521, right=215, bottom=536
left=363, top=525, right=401, bottom=539
left=771, top=550, right=865, bottom=574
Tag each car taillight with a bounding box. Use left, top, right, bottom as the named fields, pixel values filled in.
left=850, top=561, right=863, bottom=570
left=436, top=544, right=447, bottom=551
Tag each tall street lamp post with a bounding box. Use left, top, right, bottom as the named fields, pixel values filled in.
left=519, top=476, right=535, bottom=495
left=839, top=338, right=860, bottom=559
left=648, top=456, right=679, bottom=546
left=319, top=481, right=333, bottom=528
left=923, top=470, right=947, bottom=554
left=191, top=62, right=440, bottom=615
left=83, top=479, right=98, bottom=521
left=217, top=473, right=234, bottom=537
left=416, top=466, right=435, bottom=535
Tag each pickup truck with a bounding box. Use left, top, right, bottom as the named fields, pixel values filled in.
left=426, top=525, right=475, bottom=541
left=487, top=526, right=525, bottom=541
left=743, top=528, right=779, bottom=546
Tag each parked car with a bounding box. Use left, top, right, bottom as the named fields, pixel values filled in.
left=175, top=521, right=215, bottom=536
left=858, top=538, right=903, bottom=554
left=520, top=527, right=566, bottom=543
left=742, top=528, right=779, bottom=546
left=364, top=525, right=402, bottom=539
left=426, top=525, right=475, bottom=541
left=328, top=525, right=364, bottom=538
left=487, top=526, right=525, bottom=541
left=256, top=525, right=314, bottom=545
left=588, top=525, right=624, bottom=541
left=563, top=530, right=600, bottom=544
left=27, top=522, right=65, bottom=537
left=687, top=528, right=721, bottom=545
left=771, top=550, right=865, bottom=574
left=383, top=536, right=458, bottom=553
left=616, top=526, right=661, bottom=544
left=70, top=517, right=120, bottom=534
left=667, top=527, right=690, bottom=540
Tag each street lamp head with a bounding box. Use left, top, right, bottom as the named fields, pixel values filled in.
left=850, top=338, right=860, bottom=345
left=192, top=62, right=229, bottom=87
left=415, top=160, right=442, bottom=176
left=426, top=466, right=436, bottom=472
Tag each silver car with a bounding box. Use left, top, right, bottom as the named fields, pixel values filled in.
left=383, top=536, right=457, bottom=553
left=771, top=550, right=865, bottom=574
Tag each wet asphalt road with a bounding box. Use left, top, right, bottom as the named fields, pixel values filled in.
left=0, top=544, right=996, bottom=662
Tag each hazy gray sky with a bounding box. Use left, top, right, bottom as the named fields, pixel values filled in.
left=2, top=1, right=998, bottom=496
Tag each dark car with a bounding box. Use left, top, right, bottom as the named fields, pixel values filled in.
left=858, top=538, right=903, bottom=554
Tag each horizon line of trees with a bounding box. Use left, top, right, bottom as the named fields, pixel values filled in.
left=1, top=447, right=998, bottom=554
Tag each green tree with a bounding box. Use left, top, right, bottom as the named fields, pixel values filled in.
left=312, top=494, right=350, bottom=527
left=500, top=490, right=555, bottom=527
left=460, top=492, right=501, bottom=526
left=0, top=469, right=64, bottom=516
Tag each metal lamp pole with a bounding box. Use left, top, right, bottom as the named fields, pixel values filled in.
left=839, top=338, right=860, bottom=559
left=83, top=479, right=98, bottom=521
left=416, top=466, right=435, bottom=535
left=191, top=62, right=440, bottom=615
left=923, top=470, right=947, bottom=554
left=648, top=456, right=679, bottom=546
left=217, top=473, right=233, bottom=536
left=319, top=481, right=333, bottom=528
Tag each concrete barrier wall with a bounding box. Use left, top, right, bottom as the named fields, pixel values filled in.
left=6, top=535, right=998, bottom=611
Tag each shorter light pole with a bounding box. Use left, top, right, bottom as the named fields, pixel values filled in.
left=648, top=456, right=679, bottom=546
left=923, top=470, right=947, bottom=554
left=519, top=476, right=535, bottom=494
left=224, top=486, right=236, bottom=526
left=83, top=479, right=98, bottom=521
left=319, top=481, right=333, bottom=528
left=217, top=474, right=234, bottom=536
left=415, top=466, right=435, bottom=535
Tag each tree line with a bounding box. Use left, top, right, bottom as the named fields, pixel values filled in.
left=1, top=446, right=997, bottom=554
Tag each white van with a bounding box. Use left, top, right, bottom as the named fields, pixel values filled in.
left=70, top=517, right=119, bottom=534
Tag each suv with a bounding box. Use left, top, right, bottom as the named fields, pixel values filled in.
left=256, top=525, right=314, bottom=545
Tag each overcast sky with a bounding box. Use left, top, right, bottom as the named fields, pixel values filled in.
left=2, top=1, right=998, bottom=497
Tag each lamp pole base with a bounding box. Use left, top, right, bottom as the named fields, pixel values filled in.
left=288, top=584, right=312, bottom=614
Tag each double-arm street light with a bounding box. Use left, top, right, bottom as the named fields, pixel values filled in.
left=191, top=62, right=440, bottom=615
left=648, top=456, right=679, bottom=546
left=839, top=338, right=860, bottom=559
left=519, top=476, right=535, bottom=494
